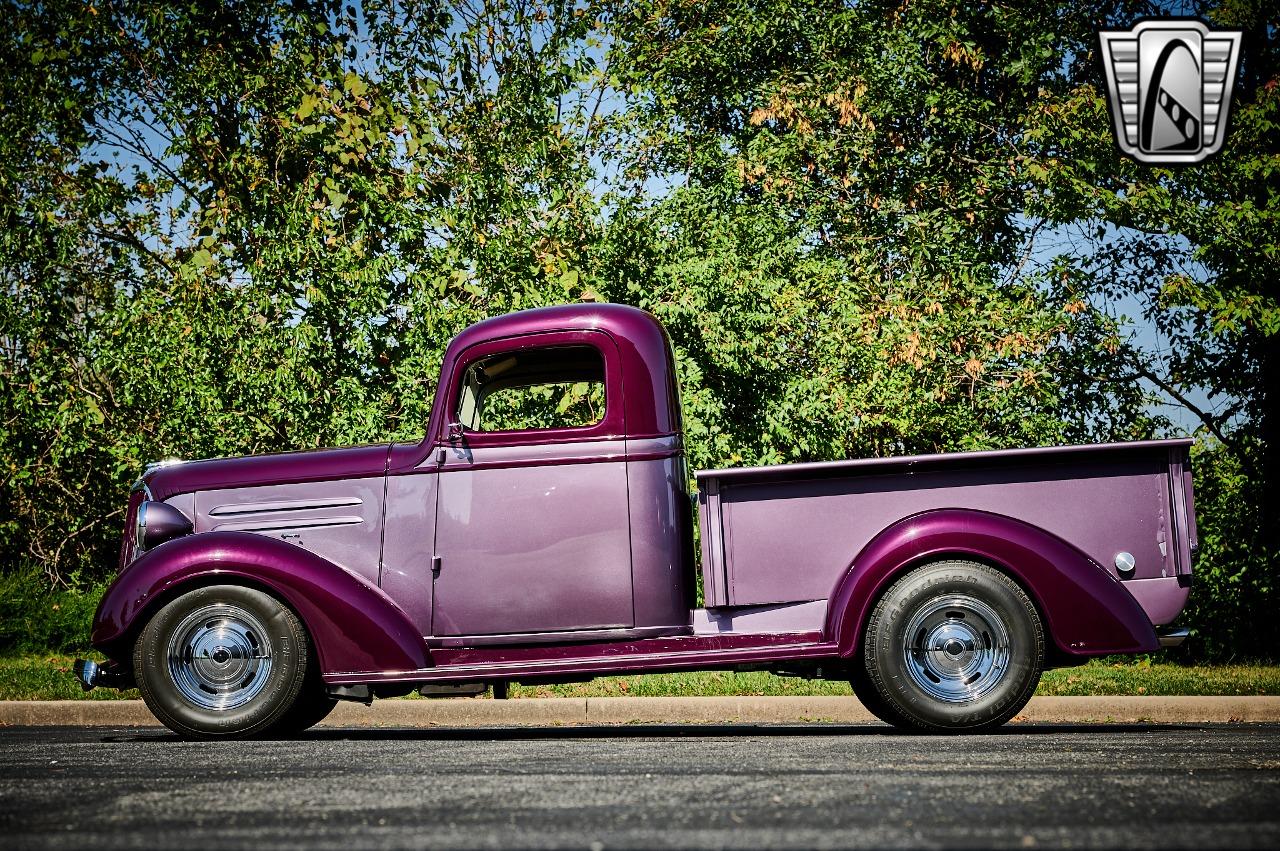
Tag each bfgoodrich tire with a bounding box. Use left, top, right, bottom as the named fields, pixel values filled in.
left=133, top=584, right=310, bottom=739
left=862, top=560, right=1044, bottom=733
left=849, top=668, right=910, bottom=728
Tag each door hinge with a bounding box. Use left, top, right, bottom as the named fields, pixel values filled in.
left=431, top=555, right=442, bottom=574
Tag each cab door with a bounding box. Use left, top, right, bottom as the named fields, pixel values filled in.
left=430, top=331, right=634, bottom=638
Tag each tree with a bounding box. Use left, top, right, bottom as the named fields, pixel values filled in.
left=1, top=0, right=616, bottom=584
left=1020, top=0, right=1279, bottom=655
left=602, top=0, right=1161, bottom=470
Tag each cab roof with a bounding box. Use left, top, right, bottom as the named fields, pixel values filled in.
left=431, top=303, right=682, bottom=441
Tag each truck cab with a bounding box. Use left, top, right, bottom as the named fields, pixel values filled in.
left=380, top=304, right=695, bottom=643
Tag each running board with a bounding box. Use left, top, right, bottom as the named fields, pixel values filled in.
left=324, top=635, right=839, bottom=686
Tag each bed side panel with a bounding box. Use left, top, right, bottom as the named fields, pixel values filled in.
left=711, top=452, right=1175, bottom=608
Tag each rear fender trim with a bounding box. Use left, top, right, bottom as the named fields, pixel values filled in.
left=91, top=531, right=430, bottom=676
left=826, top=509, right=1159, bottom=659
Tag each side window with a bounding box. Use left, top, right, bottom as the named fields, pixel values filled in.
left=457, top=345, right=606, bottom=433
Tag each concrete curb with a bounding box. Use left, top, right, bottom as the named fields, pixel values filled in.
left=2, top=695, right=1279, bottom=728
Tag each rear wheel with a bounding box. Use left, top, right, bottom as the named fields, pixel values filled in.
left=133, top=585, right=310, bottom=738
left=849, top=669, right=909, bottom=728
left=861, top=560, right=1044, bottom=733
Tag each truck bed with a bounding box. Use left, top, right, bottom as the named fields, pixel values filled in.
left=696, top=439, right=1196, bottom=626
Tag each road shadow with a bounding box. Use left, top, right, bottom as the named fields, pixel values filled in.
left=98, top=721, right=1193, bottom=744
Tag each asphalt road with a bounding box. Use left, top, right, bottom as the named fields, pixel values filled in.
left=2, top=723, right=1279, bottom=849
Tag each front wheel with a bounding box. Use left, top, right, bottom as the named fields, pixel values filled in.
left=133, top=585, right=310, bottom=738
left=860, top=560, right=1044, bottom=732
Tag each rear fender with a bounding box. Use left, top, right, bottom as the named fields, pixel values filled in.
left=91, top=531, right=431, bottom=676
left=826, top=508, right=1158, bottom=659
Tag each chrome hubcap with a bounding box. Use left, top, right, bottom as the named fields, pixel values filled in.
left=167, top=604, right=273, bottom=711
left=902, top=594, right=1010, bottom=703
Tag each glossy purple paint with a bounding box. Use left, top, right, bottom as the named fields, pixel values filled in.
left=432, top=438, right=635, bottom=635
left=336, top=632, right=835, bottom=686
left=144, top=443, right=391, bottom=502
left=414, top=303, right=680, bottom=463
left=193, top=476, right=387, bottom=586
left=624, top=436, right=696, bottom=630
left=377, top=464, right=439, bottom=638
left=823, top=509, right=1161, bottom=659
left=92, top=532, right=429, bottom=675
left=692, top=601, right=828, bottom=635
left=1123, top=576, right=1192, bottom=626
left=89, top=302, right=1195, bottom=691
left=698, top=439, right=1194, bottom=616
left=136, top=501, right=192, bottom=550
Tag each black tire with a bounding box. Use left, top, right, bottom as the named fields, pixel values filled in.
left=862, top=560, right=1044, bottom=733
left=268, top=653, right=338, bottom=736
left=270, top=689, right=338, bottom=736
left=133, top=584, right=310, bottom=739
left=849, top=670, right=910, bottom=728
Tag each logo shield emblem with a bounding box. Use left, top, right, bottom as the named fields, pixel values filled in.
left=1099, top=20, right=1242, bottom=164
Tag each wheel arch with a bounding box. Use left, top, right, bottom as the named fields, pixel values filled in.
left=824, top=508, right=1159, bottom=661
left=109, top=572, right=316, bottom=669
left=91, top=531, right=432, bottom=677
left=848, top=549, right=1054, bottom=658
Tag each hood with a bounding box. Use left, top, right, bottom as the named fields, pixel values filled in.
left=142, top=443, right=394, bottom=501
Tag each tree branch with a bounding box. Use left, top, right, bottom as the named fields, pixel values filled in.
left=90, top=228, right=176, bottom=276
left=1129, top=364, right=1241, bottom=454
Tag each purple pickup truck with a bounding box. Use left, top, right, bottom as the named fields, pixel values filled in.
left=76, top=304, right=1196, bottom=736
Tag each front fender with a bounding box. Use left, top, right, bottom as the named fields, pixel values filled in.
left=826, top=508, right=1158, bottom=659
left=92, top=532, right=431, bottom=676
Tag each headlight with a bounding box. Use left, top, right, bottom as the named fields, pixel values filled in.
left=134, top=501, right=193, bottom=552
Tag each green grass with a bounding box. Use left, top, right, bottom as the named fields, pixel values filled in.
left=1036, top=660, right=1280, bottom=697
left=504, top=661, right=1280, bottom=699
left=0, top=653, right=139, bottom=700
left=3, top=654, right=1278, bottom=701
left=504, top=670, right=855, bottom=696
left=505, top=671, right=854, bottom=699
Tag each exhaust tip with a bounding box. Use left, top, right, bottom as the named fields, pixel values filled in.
left=72, top=659, right=99, bottom=691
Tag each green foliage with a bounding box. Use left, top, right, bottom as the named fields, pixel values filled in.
left=478, top=382, right=606, bottom=432
left=1177, top=437, right=1279, bottom=660
left=0, top=566, right=106, bottom=654
left=2, top=0, right=617, bottom=583
left=1013, top=0, right=1280, bottom=657
left=601, top=0, right=1163, bottom=470
left=1, top=1, right=1275, bottom=658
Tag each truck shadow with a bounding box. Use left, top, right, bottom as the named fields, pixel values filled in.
left=104, top=722, right=1190, bottom=743
left=298, top=722, right=1190, bottom=740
